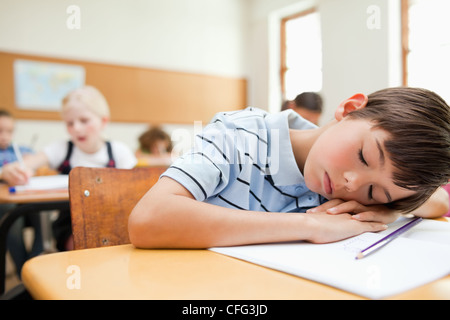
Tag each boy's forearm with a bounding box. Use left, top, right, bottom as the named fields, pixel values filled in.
left=129, top=188, right=309, bottom=248
left=409, top=187, right=449, bottom=218
left=128, top=177, right=387, bottom=248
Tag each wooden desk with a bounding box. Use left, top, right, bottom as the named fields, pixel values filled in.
left=0, top=183, right=68, bottom=204
left=22, top=241, right=450, bottom=300
left=0, top=183, right=69, bottom=294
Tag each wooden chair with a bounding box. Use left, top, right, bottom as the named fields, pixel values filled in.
left=68, top=166, right=167, bottom=250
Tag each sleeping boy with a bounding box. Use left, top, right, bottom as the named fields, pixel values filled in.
left=129, top=87, right=450, bottom=248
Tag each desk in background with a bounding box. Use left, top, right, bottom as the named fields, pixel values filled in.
left=0, top=183, right=69, bottom=295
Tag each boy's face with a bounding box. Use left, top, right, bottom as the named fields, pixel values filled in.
left=0, top=116, right=14, bottom=149
left=62, top=101, right=107, bottom=153
left=304, top=117, right=415, bottom=206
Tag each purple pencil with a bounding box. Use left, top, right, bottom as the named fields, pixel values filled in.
left=355, top=217, right=423, bottom=260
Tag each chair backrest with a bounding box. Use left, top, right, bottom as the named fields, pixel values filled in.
left=69, top=166, right=167, bottom=250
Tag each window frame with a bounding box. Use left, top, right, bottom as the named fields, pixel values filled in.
left=279, top=7, right=317, bottom=102
left=401, top=0, right=409, bottom=86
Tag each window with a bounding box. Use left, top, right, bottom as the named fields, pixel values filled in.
left=402, top=0, right=450, bottom=102
left=280, top=8, right=322, bottom=102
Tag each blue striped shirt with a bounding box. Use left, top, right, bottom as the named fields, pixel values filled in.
left=0, top=145, right=33, bottom=167
left=163, top=107, right=327, bottom=213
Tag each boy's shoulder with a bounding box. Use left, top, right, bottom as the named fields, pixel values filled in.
left=211, top=107, right=316, bottom=131
left=211, top=107, right=268, bottom=124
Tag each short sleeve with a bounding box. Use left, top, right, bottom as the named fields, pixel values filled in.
left=162, top=121, right=232, bottom=201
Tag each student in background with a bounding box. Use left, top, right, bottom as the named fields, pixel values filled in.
left=1, top=86, right=137, bottom=250
left=135, top=126, right=173, bottom=167
left=0, top=109, right=40, bottom=276
left=0, top=110, right=34, bottom=166
left=282, top=92, right=323, bottom=125
left=129, top=87, right=450, bottom=249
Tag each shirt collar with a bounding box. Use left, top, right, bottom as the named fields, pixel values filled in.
left=265, top=110, right=317, bottom=186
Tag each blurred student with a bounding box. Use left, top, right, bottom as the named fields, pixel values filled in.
left=282, top=92, right=323, bottom=125
left=135, top=126, right=173, bottom=167
left=1, top=86, right=137, bottom=250
left=0, top=109, right=39, bottom=276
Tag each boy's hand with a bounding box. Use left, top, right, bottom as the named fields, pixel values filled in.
left=1, top=162, right=32, bottom=186
left=304, top=211, right=388, bottom=244
left=307, top=199, right=400, bottom=225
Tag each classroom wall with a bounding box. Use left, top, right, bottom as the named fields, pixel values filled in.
left=248, top=0, right=402, bottom=123
left=0, top=0, right=248, bottom=77
left=0, top=0, right=249, bottom=151
left=0, top=0, right=401, bottom=151
left=318, top=0, right=401, bottom=122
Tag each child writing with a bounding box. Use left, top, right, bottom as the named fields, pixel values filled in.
left=0, top=110, right=34, bottom=166
left=0, top=109, right=39, bottom=276
left=128, top=87, right=450, bottom=248
left=1, top=86, right=137, bottom=250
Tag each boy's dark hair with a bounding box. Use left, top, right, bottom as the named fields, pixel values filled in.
left=347, top=87, right=450, bottom=212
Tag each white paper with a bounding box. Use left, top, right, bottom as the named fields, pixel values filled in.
left=210, top=218, right=450, bottom=299
left=378, top=216, right=450, bottom=244
left=13, top=175, right=68, bottom=192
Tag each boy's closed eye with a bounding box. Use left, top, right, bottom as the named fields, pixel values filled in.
left=358, top=148, right=374, bottom=201
left=358, top=148, right=368, bottom=166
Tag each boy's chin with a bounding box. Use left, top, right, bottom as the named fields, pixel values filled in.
left=318, top=193, right=331, bottom=201
left=304, top=180, right=329, bottom=200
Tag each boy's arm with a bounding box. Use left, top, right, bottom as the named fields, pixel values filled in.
left=316, top=187, right=449, bottom=223
left=1, top=151, right=49, bottom=185
left=409, top=187, right=449, bottom=219
left=128, top=177, right=388, bottom=248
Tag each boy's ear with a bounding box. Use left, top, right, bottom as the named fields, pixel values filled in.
left=334, top=93, right=368, bottom=121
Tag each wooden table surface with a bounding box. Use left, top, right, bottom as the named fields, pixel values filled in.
left=22, top=242, right=450, bottom=300
left=0, top=183, right=68, bottom=204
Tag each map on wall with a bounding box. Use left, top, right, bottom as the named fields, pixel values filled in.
left=13, top=59, right=85, bottom=111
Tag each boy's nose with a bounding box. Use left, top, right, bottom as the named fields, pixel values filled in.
left=343, top=171, right=362, bottom=193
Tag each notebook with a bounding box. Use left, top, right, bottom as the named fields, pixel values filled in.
left=210, top=217, right=450, bottom=299
left=11, top=175, right=68, bottom=192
